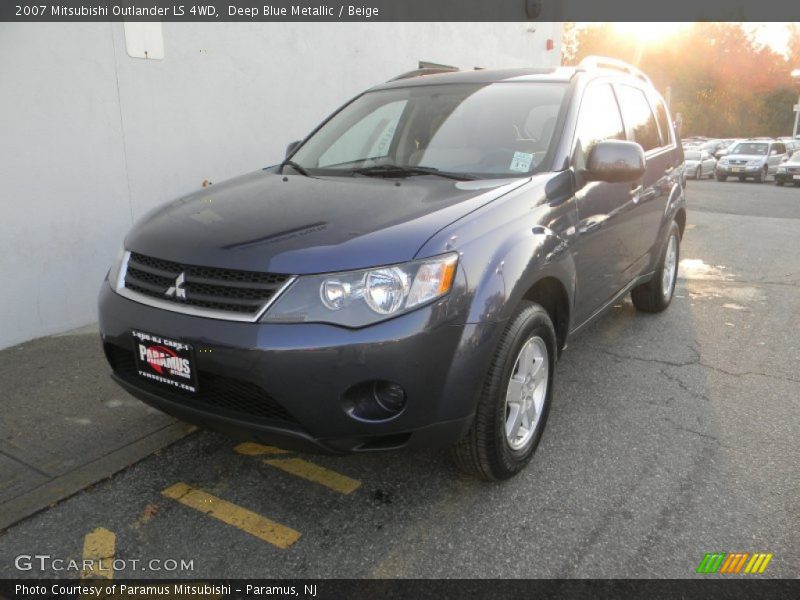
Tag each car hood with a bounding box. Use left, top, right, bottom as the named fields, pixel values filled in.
left=125, top=169, right=530, bottom=274
left=780, top=160, right=800, bottom=168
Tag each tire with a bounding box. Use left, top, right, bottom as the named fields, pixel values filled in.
left=631, top=221, right=681, bottom=313
left=716, top=174, right=727, bottom=182
left=708, top=170, right=715, bottom=180
left=755, top=167, right=766, bottom=183
left=451, top=301, right=556, bottom=481
left=776, top=180, right=784, bottom=186
left=695, top=167, right=701, bottom=180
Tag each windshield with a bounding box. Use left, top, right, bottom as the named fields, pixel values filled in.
left=289, top=82, right=567, bottom=179
left=685, top=151, right=701, bottom=160
left=731, top=142, right=768, bottom=155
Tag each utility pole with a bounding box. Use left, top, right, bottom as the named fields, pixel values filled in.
left=792, top=70, right=800, bottom=138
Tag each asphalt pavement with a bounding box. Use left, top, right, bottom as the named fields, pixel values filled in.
left=0, top=178, right=798, bottom=579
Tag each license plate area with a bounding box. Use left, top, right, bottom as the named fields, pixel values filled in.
left=132, top=330, right=198, bottom=393
left=793, top=174, right=800, bottom=180
left=731, top=167, right=742, bottom=172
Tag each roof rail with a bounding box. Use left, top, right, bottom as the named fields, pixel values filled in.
left=577, top=56, right=652, bottom=86
left=388, top=66, right=459, bottom=82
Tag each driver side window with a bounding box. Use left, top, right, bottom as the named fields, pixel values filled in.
left=573, top=83, right=625, bottom=170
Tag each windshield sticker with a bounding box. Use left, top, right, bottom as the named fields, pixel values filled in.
left=509, top=151, right=533, bottom=173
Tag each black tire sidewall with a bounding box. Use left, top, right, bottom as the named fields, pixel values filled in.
left=489, top=305, right=556, bottom=476
left=654, top=222, right=681, bottom=305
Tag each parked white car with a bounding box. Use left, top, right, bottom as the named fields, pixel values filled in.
left=683, top=149, right=716, bottom=179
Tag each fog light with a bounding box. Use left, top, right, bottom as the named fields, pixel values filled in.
left=373, top=381, right=406, bottom=412
left=342, top=380, right=407, bottom=421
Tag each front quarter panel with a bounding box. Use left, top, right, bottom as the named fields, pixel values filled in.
left=417, top=175, right=578, bottom=327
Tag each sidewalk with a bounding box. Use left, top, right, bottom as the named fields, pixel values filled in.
left=0, top=325, right=195, bottom=531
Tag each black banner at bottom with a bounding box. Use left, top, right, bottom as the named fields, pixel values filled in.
left=1, top=579, right=800, bottom=600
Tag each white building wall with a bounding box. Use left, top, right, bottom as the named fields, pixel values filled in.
left=0, top=22, right=562, bottom=349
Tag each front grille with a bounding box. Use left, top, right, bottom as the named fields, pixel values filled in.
left=729, top=159, right=747, bottom=165
left=105, top=344, right=301, bottom=427
left=123, top=252, right=290, bottom=316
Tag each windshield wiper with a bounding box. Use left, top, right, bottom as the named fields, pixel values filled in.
left=280, top=160, right=311, bottom=177
left=353, top=164, right=477, bottom=181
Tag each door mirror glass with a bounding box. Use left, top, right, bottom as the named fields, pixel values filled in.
left=585, top=140, right=646, bottom=183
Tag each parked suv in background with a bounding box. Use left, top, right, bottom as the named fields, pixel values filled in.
left=99, top=57, right=686, bottom=480
left=716, top=140, right=787, bottom=182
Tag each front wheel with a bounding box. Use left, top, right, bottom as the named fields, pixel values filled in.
left=451, top=301, right=555, bottom=481
left=755, top=167, right=766, bottom=183
left=695, top=167, right=701, bottom=180
left=631, top=221, right=681, bottom=313
left=776, top=179, right=784, bottom=187
left=716, top=174, right=727, bottom=182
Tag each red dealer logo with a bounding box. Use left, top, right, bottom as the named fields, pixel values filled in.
left=138, top=344, right=189, bottom=376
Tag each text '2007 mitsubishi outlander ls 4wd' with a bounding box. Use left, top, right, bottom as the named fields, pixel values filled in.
left=99, top=57, right=686, bottom=480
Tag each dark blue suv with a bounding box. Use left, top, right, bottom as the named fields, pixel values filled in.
left=99, top=57, right=686, bottom=480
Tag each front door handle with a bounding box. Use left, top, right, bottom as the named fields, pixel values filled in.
left=630, top=184, right=643, bottom=202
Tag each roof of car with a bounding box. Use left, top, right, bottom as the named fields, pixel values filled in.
left=371, top=64, right=655, bottom=91
left=372, top=67, right=576, bottom=90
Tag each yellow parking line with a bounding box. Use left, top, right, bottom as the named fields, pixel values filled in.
left=162, top=482, right=300, bottom=549
left=81, top=527, right=115, bottom=580
left=264, top=458, right=361, bottom=495
left=234, top=442, right=291, bottom=456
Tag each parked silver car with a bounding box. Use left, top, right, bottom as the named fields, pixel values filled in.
left=715, top=140, right=787, bottom=183
left=683, top=149, right=716, bottom=179
left=775, top=150, right=800, bottom=186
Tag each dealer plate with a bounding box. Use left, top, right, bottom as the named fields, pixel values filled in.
left=132, top=330, right=198, bottom=393
left=731, top=167, right=742, bottom=172
left=794, top=175, right=800, bottom=180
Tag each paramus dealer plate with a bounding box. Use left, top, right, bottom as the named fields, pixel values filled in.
left=132, top=330, right=198, bottom=393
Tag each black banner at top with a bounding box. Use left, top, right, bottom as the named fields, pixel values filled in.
left=2, top=0, right=800, bottom=22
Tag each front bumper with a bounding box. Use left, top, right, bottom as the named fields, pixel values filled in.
left=98, top=282, right=500, bottom=453
left=775, top=171, right=800, bottom=184
left=716, top=165, right=763, bottom=177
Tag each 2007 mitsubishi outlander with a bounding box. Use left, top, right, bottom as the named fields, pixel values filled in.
left=99, top=57, right=686, bottom=480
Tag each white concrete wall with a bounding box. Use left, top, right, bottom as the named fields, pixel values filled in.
left=0, top=22, right=562, bottom=349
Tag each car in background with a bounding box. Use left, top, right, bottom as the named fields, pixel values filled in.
left=683, top=148, right=716, bottom=179
left=699, top=139, right=724, bottom=156
left=715, top=140, right=787, bottom=182
left=714, top=139, right=742, bottom=159
left=775, top=150, right=800, bottom=186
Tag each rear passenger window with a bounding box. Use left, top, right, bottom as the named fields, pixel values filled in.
left=616, top=85, right=661, bottom=152
left=653, top=100, right=673, bottom=148
left=573, top=83, right=625, bottom=168
left=773, top=143, right=785, bottom=155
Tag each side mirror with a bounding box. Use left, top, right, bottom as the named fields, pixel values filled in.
left=285, top=140, right=301, bottom=158
left=585, top=140, right=646, bottom=183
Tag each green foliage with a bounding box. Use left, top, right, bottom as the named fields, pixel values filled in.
left=563, top=23, right=800, bottom=138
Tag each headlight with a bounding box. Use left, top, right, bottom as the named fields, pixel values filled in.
left=263, top=253, right=459, bottom=327
left=106, top=247, right=129, bottom=290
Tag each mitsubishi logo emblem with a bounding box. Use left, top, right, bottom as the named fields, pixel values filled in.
left=165, top=272, right=187, bottom=300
